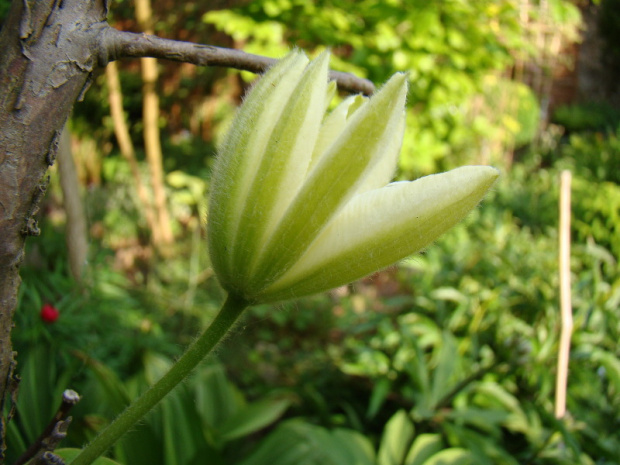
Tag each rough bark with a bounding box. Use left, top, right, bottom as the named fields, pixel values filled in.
left=0, top=0, right=108, bottom=457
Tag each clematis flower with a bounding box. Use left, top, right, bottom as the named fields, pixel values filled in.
left=208, top=50, right=498, bottom=304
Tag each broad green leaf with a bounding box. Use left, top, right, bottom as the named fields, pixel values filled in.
left=421, top=448, right=474, bottom=465
left=405, top=434, right=443, bottom=465
left=114, top=422, right=160, bottom=465
left=445, top=408, right=510, bottom=433
left=591, top=348, right=620, bottom=392
left=160, top=385, right=208, bottom=465
left=366, top=377, right=392, bottom=420
left=377, top=410, right=415, bottom=465
left=219, top=397, right=292, bottom=441
left=474, top=382, right=521, bottom=412
left=239, top=420, right=375, bottom=465
left=13, top=347, right=56, bottom=443
left=430, top=332, right=458, bottom=408
left=443, top=424, right=518, bottom=465
left=142, top=351, right=174, bottom=384
left=80, top=353, right=131, bottom=414
left=192, top=362, right=245, bottom=429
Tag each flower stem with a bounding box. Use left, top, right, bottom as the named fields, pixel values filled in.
left=70, top=293, right=249, bottom=465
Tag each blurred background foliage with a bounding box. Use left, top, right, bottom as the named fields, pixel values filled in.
left=3, top=0, right=620, bottom=464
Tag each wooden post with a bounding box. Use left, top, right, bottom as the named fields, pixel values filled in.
left=555, top=170, right=573, bottom=419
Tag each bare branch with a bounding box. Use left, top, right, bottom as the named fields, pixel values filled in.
left=100, top=27, right=375, bottom=95
left=13, top=390, right=81, bottom=465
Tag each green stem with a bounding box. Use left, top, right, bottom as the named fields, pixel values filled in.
left=70, top=293, right=249, bottom=465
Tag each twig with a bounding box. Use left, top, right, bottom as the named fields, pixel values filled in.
left=555, top=170, right=573, bottom=419
left=13, top=390, right=81, bottom=465
left=29, top=422, right=72, bottom=465
left=100, top=27, right=376, bottom=95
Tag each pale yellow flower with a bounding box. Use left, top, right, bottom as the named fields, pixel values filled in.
left=208, top=51, right=498, bottom=303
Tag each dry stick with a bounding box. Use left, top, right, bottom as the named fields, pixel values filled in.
left=13, top=390, right=81, bottom=465
left=57, top=126, right=88, bottom=282
left=100, top=27, right=376, bottom=96
left=105, top=61, right=162, bottom=245
left=555, top=170, right=573, bottom=419
left=135, top=0, right=174, bottom=246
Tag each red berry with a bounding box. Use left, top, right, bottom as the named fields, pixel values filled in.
left=40, top=304, right=60, bottom=323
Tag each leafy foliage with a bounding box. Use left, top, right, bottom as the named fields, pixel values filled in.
left=204, top=0, right=579, bottom=175
left=552, top=102, right=620, bottom=133
left=7, top=348, right=293, bottom=464
left=221, top=136, right=620, bottom=464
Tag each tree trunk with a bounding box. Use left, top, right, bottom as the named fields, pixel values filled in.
left=106, top=60, right=161, bottom=244
left=0, top=0, right=108, bottom=456
left=135, top=0, right=174, bottom=247
left=57, top=125, right=89, bottom=282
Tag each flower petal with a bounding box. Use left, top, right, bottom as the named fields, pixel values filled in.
left=208, top=51, right=309, bottom=291
left=260, top=166, right=499, bottom=302
left=247, top=73, right=409, bottom=295
left=231, top=52, right=331, bottom=283
left=353, top=107, right=406, bottom=194
left=309, top=94, right=368, bottom=172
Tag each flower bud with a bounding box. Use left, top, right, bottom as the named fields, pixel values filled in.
left=208, top=51, right=499, bottom=303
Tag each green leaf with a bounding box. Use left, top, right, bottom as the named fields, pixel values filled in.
left=192, top=362, right=245, bottom=429
left=13, top=347, right=57, bottom=443
left=405, top=434, right=443, bottom=465
left=421, top=448, right=474, bottom=465
left=219, top=397, right=292, bottom=441
left=366, top=377, right=392, bottom=420
left=57, top=448, right=123, bottom=464
left=474, top=382, right=521, bottom=412
left=377, top=410, right=415, bottom=465
left=81, top=354, right=131, bottom=414
left=114, top=422, right=160, bottom=465
left=430, top=332, right=459, bottom=408
left=160, top=385, right=208, bottom=465
left=591, top=348, right=620, bottom=392
left=239, top=420, right=375, bottom=465
left=442, top=425, right=519, bottom=465
left=445, top=408, right=510, bottom=433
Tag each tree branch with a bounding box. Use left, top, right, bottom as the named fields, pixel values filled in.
left=100, top=27, right=376, bottom=95
left=13, top=389, right=81, bottom=465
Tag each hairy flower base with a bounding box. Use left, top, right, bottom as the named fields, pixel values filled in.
left=208, top=50, right=499, bottom=304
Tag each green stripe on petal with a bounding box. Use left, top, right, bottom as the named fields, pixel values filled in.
left=247, top=73, right=408, bottom=295
left=353, top=109, right=406, bottom=194
left=231, top=52, right=331, bottom=286
left=259, top=166, right=499, bottom=302
left=208, top=51, right=309, bottom=292
left=309, top=95, right=368, bottom=172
